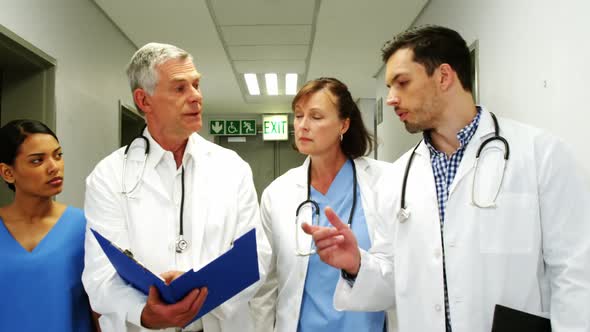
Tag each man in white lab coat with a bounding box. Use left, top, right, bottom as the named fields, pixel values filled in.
left=82, top=43, right=270, bottom=332
left=303, top=25, right=590, bottom=332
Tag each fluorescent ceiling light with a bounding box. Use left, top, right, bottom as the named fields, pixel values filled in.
left=244, top=73, right=260, bottom=95
left=285, top=73, right=298, bottom=95
left=265, top=73, right=278, bottom=96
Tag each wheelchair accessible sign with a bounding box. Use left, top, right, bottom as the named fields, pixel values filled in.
left=209, top=119, right=256, bottom=136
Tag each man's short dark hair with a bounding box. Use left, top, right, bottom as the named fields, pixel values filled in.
left=381, top=25, right=472, bottom=92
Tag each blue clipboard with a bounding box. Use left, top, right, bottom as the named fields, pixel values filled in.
left=91, top=228, right=260, bottom=322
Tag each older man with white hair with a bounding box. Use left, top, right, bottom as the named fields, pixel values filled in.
left=82, top=42, right=270, bottom=332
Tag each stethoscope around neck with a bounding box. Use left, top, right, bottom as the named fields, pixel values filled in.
left=121, top=129, right=189, bottom=253
left=294, top=158, right=358, bottom=256
left=397, top=112, right=510, bottom=223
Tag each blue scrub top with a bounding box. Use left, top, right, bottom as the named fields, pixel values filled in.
left=0, top=206, right=93, bottom=332
left=298, top=159, right=386, bottom=332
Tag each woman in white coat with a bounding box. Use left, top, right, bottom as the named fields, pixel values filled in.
left=251, top=77, right=394, bottom=331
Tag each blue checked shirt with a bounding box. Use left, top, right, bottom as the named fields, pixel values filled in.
left=423, top=107, right=482, bottom=332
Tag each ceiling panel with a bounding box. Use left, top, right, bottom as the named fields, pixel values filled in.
left=307, top=0, right=429, bottom=98
left=211, top=0, right=316, bottom=25
left=94, top=0, right=426, bottom=114
left=244, top=95, right=296, bottom=105
left=222, top=25, right=312, bottom=46
left=94, top=0, right=245, bottom=114
left=234, top=60, right=306, bottom=74
left=229, top=45, right=308, bottom=60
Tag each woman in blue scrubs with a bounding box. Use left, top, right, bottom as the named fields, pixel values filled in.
left=251, top=78, right=392, bottom=331
left=0, top=120, right=96, bottom=331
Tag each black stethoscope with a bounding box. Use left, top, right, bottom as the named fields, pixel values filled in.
left=397, top=112, right=510, bottom=223
left=294, top=158, right=358, bottom=256
left=122, top=130, right=189, bottom=253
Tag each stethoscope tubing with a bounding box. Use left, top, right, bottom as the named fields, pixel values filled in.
left=399, top=112, right=510, bottom=221
left=301, top=158, right=358, bottom=227
left=122, top=132, right=188, bottom=253
left=294, top=157, right=358, bottom=256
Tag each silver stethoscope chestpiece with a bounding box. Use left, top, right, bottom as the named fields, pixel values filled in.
left=175, top=237, right=189, bottom=253
left=397, top=208, right=410, bottom=223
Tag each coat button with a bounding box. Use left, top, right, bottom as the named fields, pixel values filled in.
left=435, top=304, right=442, bottom=312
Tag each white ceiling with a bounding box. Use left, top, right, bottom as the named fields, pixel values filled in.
left=95, top=0, right=428, bottom=114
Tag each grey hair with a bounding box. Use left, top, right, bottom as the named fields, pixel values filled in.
left=126, top=42, right=193, bottom=96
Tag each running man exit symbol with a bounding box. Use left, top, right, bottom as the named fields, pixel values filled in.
left=241, top=120, right=256, bottom=135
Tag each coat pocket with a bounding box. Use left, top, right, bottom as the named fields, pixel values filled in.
left=478, top=193, right=539, bottom=254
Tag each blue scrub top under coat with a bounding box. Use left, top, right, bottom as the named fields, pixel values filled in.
left=0, top=206, right=93, bottom=332
left=298, top=159, right=386, bottom=332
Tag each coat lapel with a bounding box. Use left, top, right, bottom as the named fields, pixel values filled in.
left=294, top=157, right=309, bottom=189
left=296, top=157, right=314, bottom=250
left=354, top=158, right=377, bottom=237
left=125, top=136, right=169, bottom=201
left=187, top=134, right=209, bottom=266
left=449, top=108, right=496, bottom=195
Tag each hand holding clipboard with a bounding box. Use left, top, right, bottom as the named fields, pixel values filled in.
left=91, top=228, right=260, bottom=326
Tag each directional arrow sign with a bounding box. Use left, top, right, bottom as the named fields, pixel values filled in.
left=209, top=120, right=225, bottom=135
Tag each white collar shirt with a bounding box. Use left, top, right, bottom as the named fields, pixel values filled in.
left=145, top=130, right=202, bottom=331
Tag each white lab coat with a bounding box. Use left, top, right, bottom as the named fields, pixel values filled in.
left=251, top=157, right=398, bottom=332
left=333, top=108, right=590, bottom=332
left=82, top=132, right=271, bottom=332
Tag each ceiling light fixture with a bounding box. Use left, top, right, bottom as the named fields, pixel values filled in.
left=265, top=73, right=278, bottom=96
left=244, top=73, right=260, bottom=95
left=285, top=73, right=298, bottom=95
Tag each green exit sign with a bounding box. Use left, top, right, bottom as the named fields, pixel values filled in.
left=209, top=120, right=256, bottom=136
left=262, top=114, right=289, bottom=141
